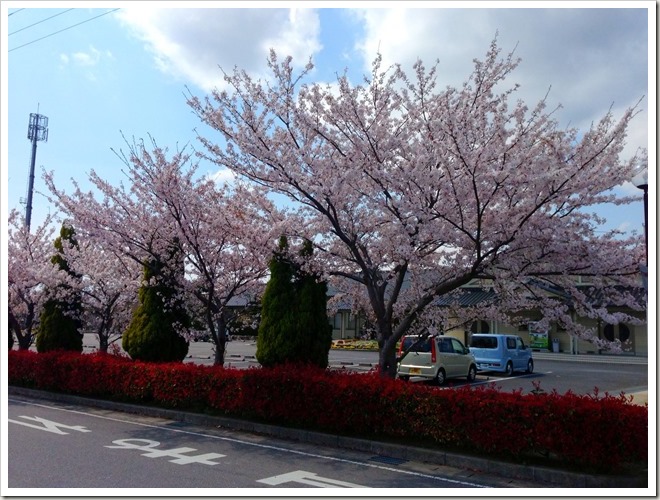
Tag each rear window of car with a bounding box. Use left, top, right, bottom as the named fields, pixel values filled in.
left=402, top=337, right=432, bottom=353
left=470, top=336, right=498, bottom=349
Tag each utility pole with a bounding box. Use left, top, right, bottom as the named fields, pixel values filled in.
left=24, top=111, right=48, bottom=231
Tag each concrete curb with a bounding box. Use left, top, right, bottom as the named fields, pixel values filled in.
left=8, top=386, right=646, bottom=488
left=629, top=391, right=649, bottom=406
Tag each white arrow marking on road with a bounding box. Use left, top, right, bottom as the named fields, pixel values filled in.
left=257, top=470, right=369, bottom=488
left=8, top=416, right=92, bottom=435
left=105, top=439, right=225, bottom=465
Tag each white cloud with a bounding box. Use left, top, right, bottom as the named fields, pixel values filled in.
left=208, top=168, right=236, bottom=186
left=115, top=7, right=322, bottom=93
left=351, top=7, right=649, bottom=155
left=72, top=46, right=102, bottom=66
left=73, top=52, right=97, bottom=67
left=112, top=5, right=649, bottom=166
left=58, top=45, right=110, bottom=82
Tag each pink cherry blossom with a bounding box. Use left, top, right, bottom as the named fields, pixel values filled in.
left=189, top=40, right=646, bottom=377
left=44, top=136, right=283, bottom=364
left=8, top=209, right=59, bottom=349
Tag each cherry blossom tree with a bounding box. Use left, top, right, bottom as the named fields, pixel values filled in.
left=45, top=137, right=281, bottom=365
left=56, top=237, right=142, bottom=353
left=188, top=39, right=646, bottom=377
left=81, top=246, right=140, bottom=353
left=7, top=209, right=60, bottom=350
left=8, top=206, right=141, bottom=354
left=111, top=138, right=281, bottom=365
left=43, top=146, right=194, bottom=359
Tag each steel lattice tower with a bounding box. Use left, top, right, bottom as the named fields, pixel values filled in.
left=25, top=112, right=48, bottom=231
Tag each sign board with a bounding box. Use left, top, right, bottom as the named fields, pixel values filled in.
left=529, top=329, right=549, bottom=350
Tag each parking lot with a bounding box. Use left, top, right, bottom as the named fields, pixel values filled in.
left=188, top=338, right=648, bottom=399
left=83, top=335, right=648, bottom=400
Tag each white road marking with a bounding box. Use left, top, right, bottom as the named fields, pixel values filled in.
left=468, top=372, right=551, bottom=386
left=8, top=415, right=92, bottom=435
left=257, top=470, right=368, bottom=488
left=105, top=438, right=225, bottom=465
left=8, top=397, right=489, bottom=488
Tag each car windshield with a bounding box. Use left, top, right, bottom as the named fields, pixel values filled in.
left=402, top=337, right=432, bottom=353
left=470, top=336, right=498, bottom=349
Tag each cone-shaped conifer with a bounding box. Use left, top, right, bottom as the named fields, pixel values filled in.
left=122, top=244, right=190, bottom=362
left=36, top=223, right=83, bottom=353
left=257, top=237, right=331, bottom=368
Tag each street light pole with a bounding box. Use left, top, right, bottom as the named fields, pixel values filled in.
left=631, top=167, right=649, bottom=360
left=632, top=168, right=648, bottom=262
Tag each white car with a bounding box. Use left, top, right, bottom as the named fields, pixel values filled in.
left=397, top=335, right=477, bottom=385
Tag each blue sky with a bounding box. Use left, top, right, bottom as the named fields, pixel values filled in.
left=2, top=2, right=654, bottom=239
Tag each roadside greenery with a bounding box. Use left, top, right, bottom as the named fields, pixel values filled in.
left=331, top=339, right=380, bottom=351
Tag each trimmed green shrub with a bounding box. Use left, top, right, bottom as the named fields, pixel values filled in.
left=295, top=241, right=333, bottom=367
left=256, top=237, right=298, bottom=366
left=122, top=248, right=189, bottom=363
left=36, top=223, right=83, bottom=353
left=257, top=237, right=332, bottom=368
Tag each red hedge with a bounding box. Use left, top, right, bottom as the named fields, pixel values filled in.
left=8, top=350, right=647, bottom=472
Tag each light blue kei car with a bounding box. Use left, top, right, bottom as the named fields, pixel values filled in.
left=468, top=334, right=534, bottom=376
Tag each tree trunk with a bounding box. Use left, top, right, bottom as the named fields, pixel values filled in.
left=98, top=298, right=117, bottom=353
left=17, top=335, right=31, bottom=350
left=98, top=333, right=108, bottom=353
left=213, top=314, right=228, bottom=366
left=214, top=339, right=226, bottom=365
left=378, top=344, right=398, bottom=378
left=14, top=304, right=34, bottom=350
left=8, top=308, right=20, bottom=350
left=375, top=315, right=398, bottom=378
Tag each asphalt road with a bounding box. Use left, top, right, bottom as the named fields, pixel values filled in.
left=7, top=394, right=537, bottom=490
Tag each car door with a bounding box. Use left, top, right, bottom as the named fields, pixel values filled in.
left=450, top=338, right=470, bottom=377
left=514, top=336, right=528, bottom=370
left=436, top=337, right=456, bottom=377
left=505, top=336, right=518, bottom=370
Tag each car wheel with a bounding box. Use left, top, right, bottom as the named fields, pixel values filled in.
left=467, top=365, right=477, bottom=382
left=434, top=368, right=446, bottom=386
left=399, top=375, right=409, bottom=382
left=505, top=361, right=514, bottom=377
left=526, top=359, right=534, bottom=374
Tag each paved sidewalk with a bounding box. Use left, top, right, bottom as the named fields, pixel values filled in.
left=530, top=351, right=648, bottom=365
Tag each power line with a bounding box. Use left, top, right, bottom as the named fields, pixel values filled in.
left=8, top=8, right=25, bottom=16
left=9, top=8, right=121, bottom=53
left=9, top=8, right=75, bottom=36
